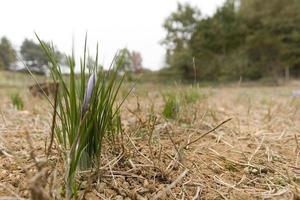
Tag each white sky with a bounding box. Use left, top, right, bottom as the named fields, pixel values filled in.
left=1, top=0, right=225, bottom=70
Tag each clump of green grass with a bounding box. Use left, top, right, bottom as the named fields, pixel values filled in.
left=36, top=35, right=128, bottom=198
left=10, top=93, right=24, bottom=110
left=182, top=88, right=200, bottom=104
left=162, top=94, right=179, bottom=119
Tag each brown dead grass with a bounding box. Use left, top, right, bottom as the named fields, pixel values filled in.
left=1, top=80, right=300, bottom=199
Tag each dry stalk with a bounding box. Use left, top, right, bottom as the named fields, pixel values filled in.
left=147, top=115, right=157, bottom=166
left=295, top=134, right=300, bottom=167
left=0, top=109, right=6, bottom=127
left=248, top=135, right=265, bottom=164
left=47, top=82, right=58, bottom=156
left=127, top=107, right=144, bottom=125
left=108, top=157, right=118, bottom=187
left=211, top=188, right=229, bottom=200
left=0, top=183, right=25, bottom=200
left=184, top=118, right=232, bottom=148
left=0, top=143, right=13, bottom=158
left=108, top=182, right=146, bottom=200
left=192, top=186, right=201, bottom=200
left=151, top=169, right=188, bottom=200
left=125, top=132, right=153, bottom=164
left=0, top=197, right=20, bottom=200
left=99, top=151, right=124, bottom=170
left=29, top=168, right=51, bottom=200
left=102, top=170, right=146, bottom=180
left=25, top=131, right=52, bottom=200
left=163, top=126, right=186, bottom=176
left=295, top=133, right=300, bottom=148
left=165, top=152, right=186, bottom=175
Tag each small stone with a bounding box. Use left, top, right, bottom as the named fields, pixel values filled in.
left=104, top=188, right=116, bottom=197
left=143, top=180, right=149, bottom=187
left=243, top=167, right=250, bottom=174
left=116, top=177, right=125, bottom=184
left=260, top=167, right=268, bottom=174
left=80, top=181, right=87, bottom=189
left=158, top=184, right=165, bottom=190
left=115, top=195, right=123, bottom=200
left=123, top=181, right=130, bottom=188
left=251, top=168, right=258, bottom=175
left=97, top=182, right=106, bottom=193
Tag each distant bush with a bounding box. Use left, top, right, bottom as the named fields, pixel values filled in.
left=10, top=93, right=24, bottom=110
left=163, top=1, right=300, bottom=82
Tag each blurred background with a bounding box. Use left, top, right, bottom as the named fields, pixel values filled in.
left=0, top=0, right=300, bottom=84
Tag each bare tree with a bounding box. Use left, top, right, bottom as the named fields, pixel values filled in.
left=131, top=51, right=143, bottom=73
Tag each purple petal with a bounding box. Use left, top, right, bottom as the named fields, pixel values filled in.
left=81, top=73, right=97, bottom=118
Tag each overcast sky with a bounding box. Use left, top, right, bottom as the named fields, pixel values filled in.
left=1, top=0, right=225, bottom=70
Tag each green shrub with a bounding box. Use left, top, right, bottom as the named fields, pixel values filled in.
left=10, top=93, right=24, bottom=110
left=162, top=94, right=179, bottom=119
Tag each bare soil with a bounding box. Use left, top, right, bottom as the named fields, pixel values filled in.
left=1, top=81, right=300, bottom=199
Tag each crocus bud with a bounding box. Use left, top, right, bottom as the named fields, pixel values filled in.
left=81, top=73, right=97, bottom=118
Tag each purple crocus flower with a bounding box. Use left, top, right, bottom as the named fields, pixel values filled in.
left=81, top=73, right=97, bottom=118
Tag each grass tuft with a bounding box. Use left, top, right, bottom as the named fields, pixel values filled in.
left=182, top=88, right=200, bottom=104
left=10, top=93, right=24, bottom=110
left=162, top=94, right=179, bottom=119
left=35, top=34, right=128, bottom=198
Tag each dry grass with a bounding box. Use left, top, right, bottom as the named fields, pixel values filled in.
left=1, top=72, right=300, bottom=199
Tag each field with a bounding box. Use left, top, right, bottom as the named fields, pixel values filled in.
left=1, top=71, right=300, bottom=199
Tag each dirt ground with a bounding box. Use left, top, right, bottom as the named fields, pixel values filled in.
left=1, top=78, right=300, bottom=199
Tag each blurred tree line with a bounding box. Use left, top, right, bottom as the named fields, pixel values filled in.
left=162, top=0, right=300, bottom=82
left=0, top=37, right=65, bottom=74
left=117, top=48, right=143, bottom=74
left=0, top=37, right=16, bottom=69
left=0, top=37, right=143, bottom=75
left=20, top=39, right=65, bottom=67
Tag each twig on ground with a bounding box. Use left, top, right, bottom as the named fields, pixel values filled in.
left=192, top=187, right=202, bottom=200
left=0, top=146, right=13, bottom=158
left=248, top=135, right=265, bottom=164
left=151, top=169, right=188, bottom=200
left=166, top=127, right=181, bottom=161
left=184, top=118, right=232, bottom=148
left=125, top=132, right=153, bottom=164
left=148, top=115, right=157, bottom=166
left=29, top=168, right=51, bottom=200
left=47, top=82, right=58, bottom=156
